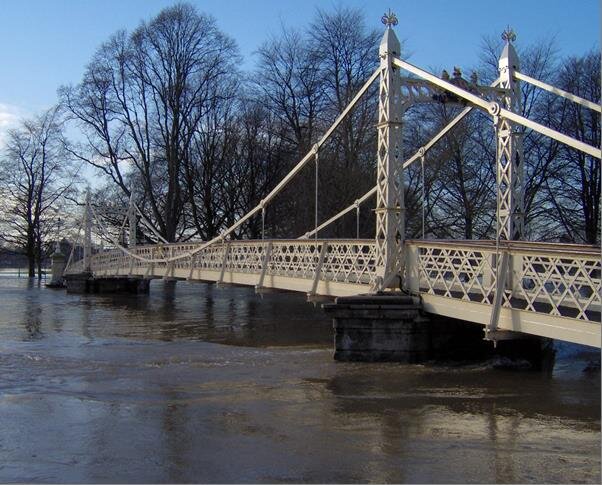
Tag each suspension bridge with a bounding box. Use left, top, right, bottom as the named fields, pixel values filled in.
left=61, top=15, right=601, bottom=352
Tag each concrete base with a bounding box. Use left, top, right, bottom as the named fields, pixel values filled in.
left=324, top=293, right=428, bottom=363
left=324, top=293, right=556, bottom=370
left=46, top=251, right=66, bottom=288
left=493, top=336, right=556, bottom=371
left=65, top=273, right=150, bottom=294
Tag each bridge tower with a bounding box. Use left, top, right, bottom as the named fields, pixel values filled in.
left=496, top=29, right=524, bottom=241
left=375, top=12, right=405, bottom=290
left=487, top=29, right=529, bottom=343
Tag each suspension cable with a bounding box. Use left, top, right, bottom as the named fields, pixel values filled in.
left=514, top=71, right=601, bottom=113
left=134, top=204, right=169, bottom=244
left=393, top=56, right=600, bottom=159
left=314, top=145, right=319, bottom=241
left=89, top=204, right=153, bottom=262
left=94, top=208, right=129, bottom=246
left=299, top=79, right=502, bottom=240
left=64, top=219, right=83, bottom=273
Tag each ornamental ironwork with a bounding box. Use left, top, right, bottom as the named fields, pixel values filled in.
left=502, top=26, right=517, bottom=43
left=381, top=9, right=398, bottom=28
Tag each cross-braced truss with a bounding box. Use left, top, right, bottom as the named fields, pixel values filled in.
left=374, top=26, right=404, bottom=289
left=496, top=40, right=524, bottom=241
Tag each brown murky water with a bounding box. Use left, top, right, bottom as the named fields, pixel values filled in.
left=0, top=274, right=599, bottom=483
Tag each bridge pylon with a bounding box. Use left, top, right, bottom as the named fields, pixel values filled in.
left=487, top=29, right=527, bottom=343
left=496, top=28, right=524, bottom=241
left=375, top=13, right=404, bottom=290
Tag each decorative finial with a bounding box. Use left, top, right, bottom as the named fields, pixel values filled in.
left=381, top=9, right=398, bottom=28
left=501, top=26, right=516, bottom=44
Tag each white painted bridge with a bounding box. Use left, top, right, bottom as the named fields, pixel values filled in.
left=66, top=238, right=601, bottom=348
left=65, top=17, right=601, bottom=349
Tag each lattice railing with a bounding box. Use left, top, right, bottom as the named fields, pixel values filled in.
left=408, top=243, right=497, bottom=303
left=405, top=240, right=601, bottom=323
left=66, top=238, right=600, bottom=325
left=514, top=252, right=600, bottom=320
left=66, top=239, right=378, bottom=289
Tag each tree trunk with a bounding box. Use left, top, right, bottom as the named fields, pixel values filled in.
left=27, top=248, right=35, bottom=277
left=36, top=234, right=43, bottom=280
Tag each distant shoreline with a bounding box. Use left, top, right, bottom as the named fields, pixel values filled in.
left=0, top=268, right=50, bottom=276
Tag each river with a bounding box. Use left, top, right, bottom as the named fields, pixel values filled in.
left=0, top=273, right=599, bottom=483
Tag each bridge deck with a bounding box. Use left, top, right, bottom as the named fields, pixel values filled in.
left=66, top=239, right=601, bottom=348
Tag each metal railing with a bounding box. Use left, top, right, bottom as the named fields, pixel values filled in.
left=66, top=238, right=600, bottom=346
left=405, top=239, right=600, bottom=346
left=66, top=239, right=379, bottom=289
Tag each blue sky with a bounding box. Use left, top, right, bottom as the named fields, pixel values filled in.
left=0, top=0, right=599, bottom=143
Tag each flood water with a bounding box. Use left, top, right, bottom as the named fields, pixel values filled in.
left=0, top=274, right=600, bottom=483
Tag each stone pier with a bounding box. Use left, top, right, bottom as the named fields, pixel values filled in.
left=323, top=292, right=555, bottom=369
left=323, top=293, right=429, bottom=362
left=46, top=250, right=66, bottom=288
left=64, top=273, right=150, bottom=294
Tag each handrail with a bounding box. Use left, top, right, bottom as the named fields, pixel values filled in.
left=405, top=238, right=601, bottom=257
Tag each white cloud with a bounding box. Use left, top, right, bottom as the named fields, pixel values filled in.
left=0, top=103, right=25, bottom=149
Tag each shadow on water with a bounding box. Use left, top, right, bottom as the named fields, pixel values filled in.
left=312, top=367, right=600, bottom=483
left=15, top=278, right=44, bottom=341
left=322, top=366, right=600, bottom=426
left=69, top=279, right=333, bottom=347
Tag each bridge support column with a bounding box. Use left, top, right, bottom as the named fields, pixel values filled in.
left=324, top=296, right=555, bottom=369
left=496, top=29, right=524, bottom=242
left=128, top=188, right=137, bottom=248
left=486, top=332, right=556, bottom=371
left=324, top=294, right=429, bottom=362
left=374, top=15, right=404, bottom=291
left=487, top=30, right=526, bottom=344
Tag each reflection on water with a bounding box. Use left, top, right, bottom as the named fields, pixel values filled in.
left=0, top=276, right=332, bottom=347
left=0, top=275, right=599, bottom=483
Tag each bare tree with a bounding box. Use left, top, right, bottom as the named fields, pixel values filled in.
left=251, top=8, right=381, bottom=238
left=307, top=6, right=380, bottom=237
left=545, top=51, right=600, bottom=243
left=409, top=100, right=496, bottom=240
left=60, top=3, right=239, bottom=242
left=309, top=6, right=379, bottom=166
left=252, top=24, right=330, bottom=237
left=0, top=107, right=78, bottom=277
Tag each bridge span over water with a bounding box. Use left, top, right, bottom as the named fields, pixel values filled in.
left=63, top=15, right=601, bottom=352
left=66, top=238, right=600, bottom=348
